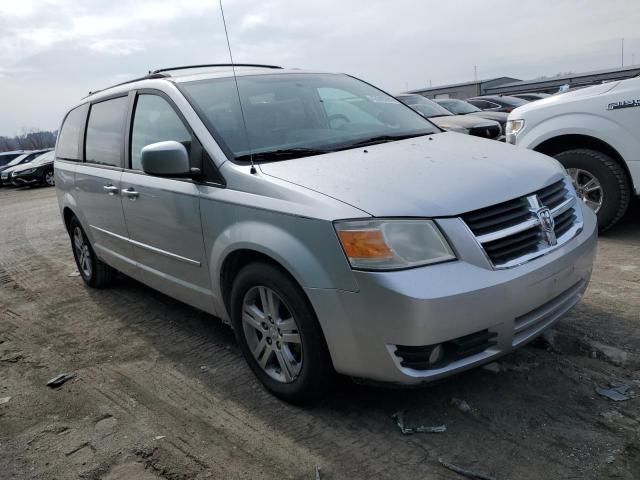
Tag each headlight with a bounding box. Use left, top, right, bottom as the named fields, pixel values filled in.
left=334, top=219, right=456, bottom=270
left=505, top=119, right=525, bottom=136
left=19, top=168, right=36, bottom=175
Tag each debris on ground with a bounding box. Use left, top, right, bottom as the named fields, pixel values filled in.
left=68, top=270, right=80, bottom=277
left=438, top=458, right=496, bottom=480
left=391, top=411, right=446, bottom=435
left=451, top=398, right=471, bottom=413
left=315, top=465, right=321, bottom=480
left=46, top=373, right=76, bottom=388
left=596, top=384, right=634, bottom=402
left=482, top=362, right=501, bottom=374
left=589, top=342, right=629, bottom=366
left=0, top=396, right=11, bottom=405
left=154, top=435, right=165, bottom=440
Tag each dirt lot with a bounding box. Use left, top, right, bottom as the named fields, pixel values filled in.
left=0, top=186, right=638, bottom=480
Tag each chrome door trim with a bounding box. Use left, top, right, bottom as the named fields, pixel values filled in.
left=89, top=225, right=201, bottom=266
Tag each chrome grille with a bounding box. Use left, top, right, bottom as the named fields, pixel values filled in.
left=462, top=178, right=583, bottom=268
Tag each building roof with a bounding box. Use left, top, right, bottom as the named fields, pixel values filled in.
left=406, top=76, right=520, bottom=94
left=495, top=64, right=640, bottom=89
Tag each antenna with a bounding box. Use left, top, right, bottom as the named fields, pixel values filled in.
left=219, top=0, right=256, bottom=174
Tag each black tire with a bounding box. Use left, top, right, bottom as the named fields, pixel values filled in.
left=68, top=216, right=115, bottom=288
left=554, top=148, right=630, bottom=232
left=230, top=262, right=333, bottom=403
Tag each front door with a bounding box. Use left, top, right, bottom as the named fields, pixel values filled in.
left=120, top=92, right=212, bottom=312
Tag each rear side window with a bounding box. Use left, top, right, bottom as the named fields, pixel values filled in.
left=130, top=94, right=191, bottom=171
left=85, top=97, right=128, bottom=167
left=57, top=104, right=88, bottom=161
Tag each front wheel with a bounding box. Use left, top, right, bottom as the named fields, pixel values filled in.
left=43, top=169, right=55, bottom=187
left=230, top=262, right=333, bottom=403
left=554, top=148, right=630, bottom=232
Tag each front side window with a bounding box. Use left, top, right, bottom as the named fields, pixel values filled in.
left=180, top=73, right=438, bottom=162
left=85, top=97, right=128, bottom=167
left=130, top=94, right=192, bottom=171
left=57, top=104, right=88, bottom=161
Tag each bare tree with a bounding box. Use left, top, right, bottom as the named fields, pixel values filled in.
left=0, top=129, right=57, bottom=152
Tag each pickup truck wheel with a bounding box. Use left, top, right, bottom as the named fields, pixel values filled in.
left=230, top=262, right=333, bottom=403
left=68, top=217, right=114, bottom=288
left=554, top=148, right=630, bottom=232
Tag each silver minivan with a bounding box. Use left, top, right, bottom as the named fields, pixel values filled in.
left=55, top=65, right=597, bottom=402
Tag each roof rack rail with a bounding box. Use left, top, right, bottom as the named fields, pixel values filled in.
left=85, top=72, right=169, bottom=98
left=151, top=63, right=283, bottom=75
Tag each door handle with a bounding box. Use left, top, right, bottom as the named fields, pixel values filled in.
left=123, top=188, right=139, bottom=199
left=103, top=185, right=119, bottom=195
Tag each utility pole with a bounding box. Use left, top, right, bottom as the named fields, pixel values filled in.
left=621, top=38, right=624, bottom=67
left=474, top=65, right=478, bottom=82
left=632, top=53, right=636, bottom=65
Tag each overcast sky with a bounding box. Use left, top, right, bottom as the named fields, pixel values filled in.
left=1, top=0, right=639, bottom=136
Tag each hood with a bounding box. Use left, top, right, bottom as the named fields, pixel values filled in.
left=512, top=81, right=621, bottom=117
left=430, top=115, right=497, bottom=131
left=466, top=111, right=508, bottom=124
left=259, top=132, right=564, bottom=217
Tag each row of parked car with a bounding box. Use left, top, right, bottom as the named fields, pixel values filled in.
left=394, top=93, right=544, bottom=141
left=0, top=148, right=55, bottom=188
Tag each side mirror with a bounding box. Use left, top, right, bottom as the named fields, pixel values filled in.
left=141, top=141, right=191, bottom=177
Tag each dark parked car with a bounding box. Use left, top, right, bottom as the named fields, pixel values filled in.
left=10, top=150, right=55, bottom=187
left=396, top=94, right=502, bottom=140
left=466, top=95, right=529, bottom=113
left=513, top=93, right=551, bottom=102
left=0, top=150, right=27, bottom=168
left=434, top=98, right=508, bottom=131
left=0, top=149, right=50, bottom=186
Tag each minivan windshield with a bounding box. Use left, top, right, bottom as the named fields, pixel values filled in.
left=180, top=73, right=439, bottom=162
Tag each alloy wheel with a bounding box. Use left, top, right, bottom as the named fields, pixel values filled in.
left=45, top=171, right=55, bottom=186
left=567, top=167, right=604, bottom=213
left=241, top=286, right=303, bottom=383
left=73, top=227, right=92, bottom=278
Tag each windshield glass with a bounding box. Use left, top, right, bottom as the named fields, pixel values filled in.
left=435, top=99, right=481, bottom=114
left=180, top=73, right=439, bottom=161
left=396, top=95, right=453, bottom=117
left=6, top=154, right=30, bottom=167
left=500, top=96, right=529, bottom=106
left=31, top=151, right=53, bottom=166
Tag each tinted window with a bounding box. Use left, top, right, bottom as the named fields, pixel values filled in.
left=0, top=154, right=21, bottom=166
left=181, top=73, right=438, bottom=162
left=57, top=104, right=88, bottom=161
left=85, top=97, right=128, bottom=167
left=130, top=95, right=191, bottom=171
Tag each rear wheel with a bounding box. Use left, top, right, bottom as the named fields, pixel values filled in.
left=554, top=148, right=630, bottom=232
left=69, top=217, right=115, bottom=288
left=230, top=262, right=333, bottom=403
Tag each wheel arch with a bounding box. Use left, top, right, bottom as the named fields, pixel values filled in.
left=533, top=134, right=634, bottom=190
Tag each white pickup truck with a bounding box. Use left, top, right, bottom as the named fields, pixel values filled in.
left=506, top=76, right=640, bottom=231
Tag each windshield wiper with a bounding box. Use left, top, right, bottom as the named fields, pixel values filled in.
left=235, top=147, right=330, bottom=162
left=339, top=133, right=432, bottom=149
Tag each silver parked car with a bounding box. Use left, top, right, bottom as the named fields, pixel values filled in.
left=55, top=64, right=597, bottom=402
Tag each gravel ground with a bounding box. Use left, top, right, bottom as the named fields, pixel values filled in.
left=0, top=186, right=638, bottom=480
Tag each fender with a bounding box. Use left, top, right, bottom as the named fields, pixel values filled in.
left=208, top=218, right=359, bottom=322
left=522, top=112, right=635, bottom=161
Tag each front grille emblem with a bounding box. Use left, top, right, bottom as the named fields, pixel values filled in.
left=528, top=195, right=557, bottom=246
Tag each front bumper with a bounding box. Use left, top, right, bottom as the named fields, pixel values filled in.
left=11, top=171, right=42, bottom=186
left=307, top=202, right=597, bottom=384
